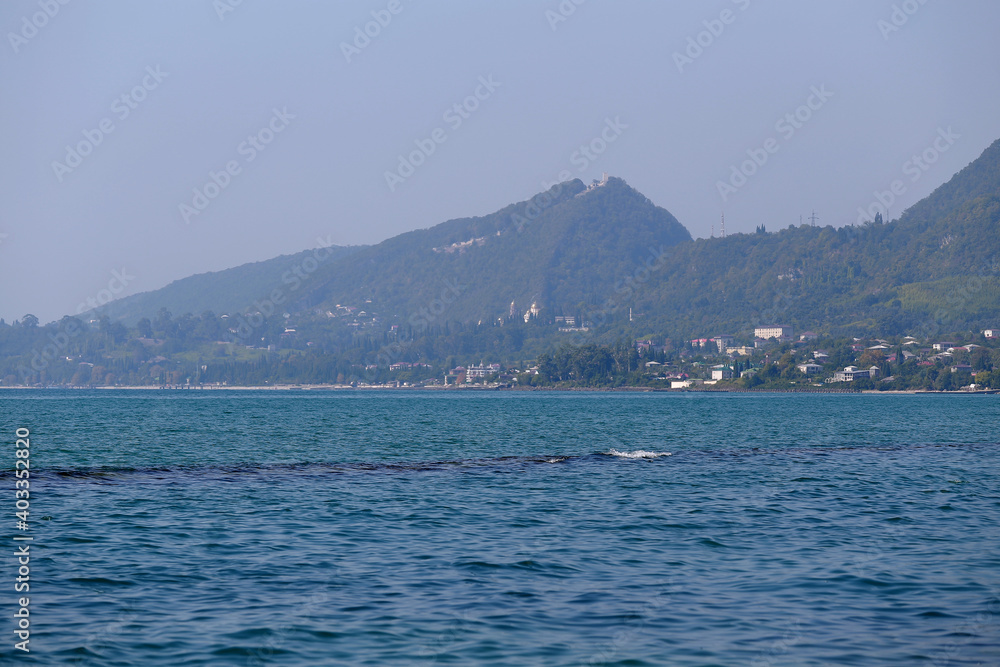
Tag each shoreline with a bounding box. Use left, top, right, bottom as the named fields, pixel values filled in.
left=1, top=385, right=996, bottom=395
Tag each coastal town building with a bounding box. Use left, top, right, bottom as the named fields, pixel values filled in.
left=831, top=366, right=880, bottom=382
left=985, top=329, right=998, bottom=339
left=755, top=325, right=793, bottom=340
left=711, top=335, right=734, bottom=352
left=797, top=363, right=823, bottom=375
left=690, top=336, right=734, bottom=352
left=711, top=367, right=734, bottom=380
left=389, top=362, right=433, bottom=371
left=466, top=363, right=502, bottom=380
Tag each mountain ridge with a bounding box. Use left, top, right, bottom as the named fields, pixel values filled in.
left=3, top=137, right=999, bottom=387
left=73, top=137, right=1000, bottom=343
left=81, top=244, right=363, bottom=326
left=290, top=176, right=693, bottom=325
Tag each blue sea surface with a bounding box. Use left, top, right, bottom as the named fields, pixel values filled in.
left=2, top=390, right=999, bottom=665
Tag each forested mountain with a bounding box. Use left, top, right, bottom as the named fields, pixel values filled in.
left=80, top=136, right=1000, bottom=340
left=621, top=138, right=1000, bottom=338
left=85, top=244, right=362, bottom=324
left=896, top=136, right=1000, bottom=233
left=273, top=138, right=999, bottom=341
left=2, top=137, right=999, bottom=386
left=290, top=176, right=692, bottom=324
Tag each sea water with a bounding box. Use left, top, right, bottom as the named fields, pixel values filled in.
left=2, top=390, right=998, bottom=665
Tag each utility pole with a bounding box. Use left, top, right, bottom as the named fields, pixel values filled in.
left=808, top=210, right=819, bottom=226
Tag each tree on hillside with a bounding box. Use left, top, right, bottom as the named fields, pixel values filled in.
left=137, top=318, right=153, bottom=338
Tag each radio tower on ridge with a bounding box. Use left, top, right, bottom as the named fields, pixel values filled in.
left=721, top=213, right=726, bottom=238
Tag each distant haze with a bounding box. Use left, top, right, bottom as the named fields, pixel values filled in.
left=2, top=0, right=999, bottom=323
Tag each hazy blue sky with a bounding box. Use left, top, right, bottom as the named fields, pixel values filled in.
left=2, top=0, right=999, bottom=323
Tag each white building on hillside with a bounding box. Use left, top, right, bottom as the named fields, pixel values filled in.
left=466, top=363, right=502, bottom=380
left=831, top=366, right=880, bottom=382
left=711, top=335, right=734, bottom=352
left=755, top=325, right=793, bottom=340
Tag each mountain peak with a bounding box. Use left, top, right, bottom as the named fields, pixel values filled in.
left=285, top=175, right=693, bottom=324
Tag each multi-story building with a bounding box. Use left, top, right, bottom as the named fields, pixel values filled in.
left=711, top=367, right=734, bottom=380
left=466, top=363, right=502, bottom=380
left=711, top=335, right=734, bottom=352
left=831, top=366, right=880, bottom=382
left=754, top=325, right=793, bottom=340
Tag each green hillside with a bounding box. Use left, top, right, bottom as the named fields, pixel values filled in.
left=293, top=176, right=693, bottom=323
left=86, top=244, right=361, bottom=325
left=267, top=138, right=1000, bottom=342
left=620, top=140, right=1000, bottom=339
left=3, top=137, right=999, bottom=387
left=85, top=137, right=1000, bottom=342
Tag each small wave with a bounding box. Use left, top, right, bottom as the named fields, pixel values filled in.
left=605, top=448, right=672, bottom=459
